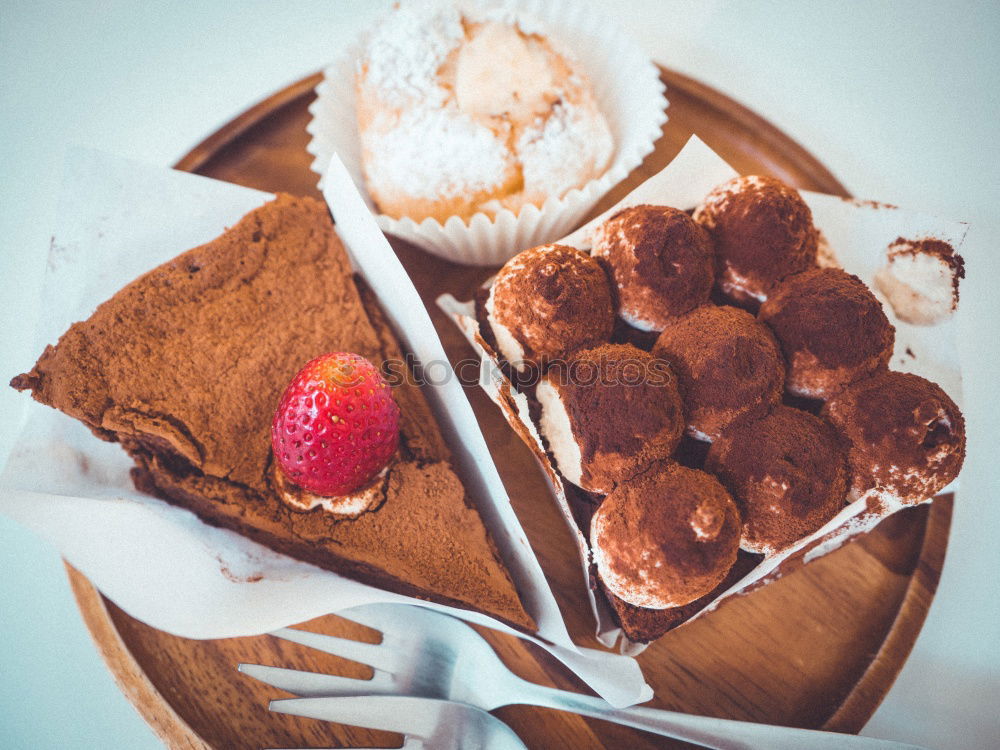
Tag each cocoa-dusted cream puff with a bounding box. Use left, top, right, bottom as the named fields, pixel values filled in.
left=693, top=175, right=818, bottom=304
left=653, top=305, right=784, bottom=441
left=705, top=406, right=849, bottom=554
left=536, top=343, right=683, bottom=493
left=590, top=463, right=741, bottom=609
left=822, top=371, right=965, bottom=505
left=486, top=244, right=614, bottom=372
left=759, top=267, right=895, bottom=399
left=590, top=204, right=715, bottom=331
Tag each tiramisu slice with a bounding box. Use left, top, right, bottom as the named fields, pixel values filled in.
left=536, top=343, right=684, bottom=494
left=486, top=243, right=614, bottom=373
left=590, top=205, right=715, bottom=332
left=590, top=463, right=741, bottom=609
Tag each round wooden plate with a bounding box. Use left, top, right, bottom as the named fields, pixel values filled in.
left=67, top=69, right=953, bottom=749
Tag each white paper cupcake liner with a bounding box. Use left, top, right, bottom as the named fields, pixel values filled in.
left=306, top=0, right=667, bottom=266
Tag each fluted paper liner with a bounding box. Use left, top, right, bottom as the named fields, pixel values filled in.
left=439, top=135, right=968, bottom=654
left=0, top=149, right=652, bottom=708
left=306, top=0, right=667, bottom=266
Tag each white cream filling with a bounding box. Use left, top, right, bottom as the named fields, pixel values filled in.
left=719, top=265, right=767, bottom=303
left=276, top=466, right=389, bottom=519
left=874, top=251, right=955, bottom=325
left=485, top=285, right=528, bottom=371
left=850, top=459, right=946, bottom=507
left=618, top=306, right=657, bottom=332
left=687, top=425, right=713, bottom=443
left=590, top=509, right=674, bottom=609
left=740, top=537, right=775, bottom=555
left=536, top=378, right=584, bottom=487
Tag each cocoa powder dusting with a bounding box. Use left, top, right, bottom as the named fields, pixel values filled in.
left=822, top=371, right=965, bottom=502
left=654, top=305, right=784, bottom=439
left=490, top=244, right=614, bottom=368
left=761, top=268, right=894, bottom=369
left=598, top=550, right=761, bottom=643
left=889, top=236, right=966, bottom=301
left=550, top=343, right=683, bottom=488
left=705, top=406, right=848, bottom=552
left=592, top=205, right=715, bottom=329
left=593, top=463, right=740, bottom=607
left=695, top=175, right=818, bottom=299
left=10, top=194, right=534, bottom=631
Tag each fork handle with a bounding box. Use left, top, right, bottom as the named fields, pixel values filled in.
left=511, top=679, right=925, bottom=750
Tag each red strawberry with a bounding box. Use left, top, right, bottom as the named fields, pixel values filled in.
left=272, top=352, right=400, bottom=496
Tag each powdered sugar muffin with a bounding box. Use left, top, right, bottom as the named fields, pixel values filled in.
left=355, top=1, right=614, bottom=223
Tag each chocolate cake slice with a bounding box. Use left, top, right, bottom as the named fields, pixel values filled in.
left=11, top=194, right=534, bottom=631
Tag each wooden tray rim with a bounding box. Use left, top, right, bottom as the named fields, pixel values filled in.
left=64, top=65, right=952, bottom=745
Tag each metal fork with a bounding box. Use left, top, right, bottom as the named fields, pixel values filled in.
left=267, top=695, right=527, bottom=750
left=241, top=603, right=926, bottom=750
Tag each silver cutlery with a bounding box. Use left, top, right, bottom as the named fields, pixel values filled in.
left=268, top=694, right=527, bottom=750
left=241, top=603, right=926, bottom=750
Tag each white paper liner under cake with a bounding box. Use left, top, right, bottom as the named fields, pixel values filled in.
left=306, top=0, right=667, bottom=267
left=439, top=135, right=968, bottom=654
left=0, top=149, right=652, bottom=708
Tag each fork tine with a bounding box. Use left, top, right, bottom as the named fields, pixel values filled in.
left=269, top=627, right=397, bottom=672
left=269, top=696, right=439, bottom=738
left=238, top=663, right=394, bottom=697
left=263, top=740, right=423, bottom=750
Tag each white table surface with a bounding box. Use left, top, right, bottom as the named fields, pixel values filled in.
left=1, top=1, right=998, bottom=747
